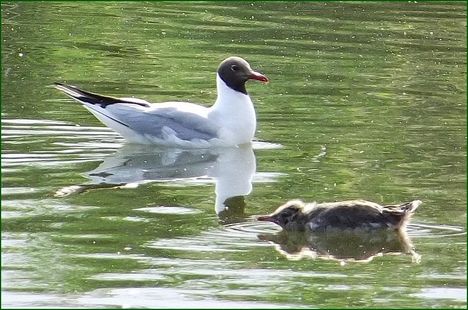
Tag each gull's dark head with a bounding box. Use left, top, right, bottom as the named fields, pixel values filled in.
left=217, top=56, right=268, bottom=95
left=257, top=200, right=307, bottom=231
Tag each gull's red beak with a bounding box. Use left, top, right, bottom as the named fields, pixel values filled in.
left=249, top=71, right=269, bottom=84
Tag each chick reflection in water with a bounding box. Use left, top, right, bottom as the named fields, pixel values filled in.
left=56, top=144, right=259, bottom=221
left=257, top=199, right=422, bottom=263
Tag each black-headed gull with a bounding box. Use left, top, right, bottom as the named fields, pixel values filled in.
left=54, top=56, right=268, bottom=148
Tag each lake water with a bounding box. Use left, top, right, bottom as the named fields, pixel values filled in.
left=2, top=1, right=466, bottom=308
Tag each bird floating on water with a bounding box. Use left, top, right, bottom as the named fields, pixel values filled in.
left=54, top=56, right=268, bottom=148
left=257, top=199, right=422, bottom=232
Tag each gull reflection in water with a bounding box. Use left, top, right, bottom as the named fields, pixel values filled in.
left=56, top=143, right=276, bottom=221
left=258, top=228, right=421, bottom=264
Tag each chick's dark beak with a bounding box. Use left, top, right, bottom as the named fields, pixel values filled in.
left=257, top=215, right=275, bottom=223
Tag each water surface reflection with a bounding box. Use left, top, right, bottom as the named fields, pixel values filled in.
left=55, top=143, right=281, bottom=220
left=258, top=228, right=420, bottom=263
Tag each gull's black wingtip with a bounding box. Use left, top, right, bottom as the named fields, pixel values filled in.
left=52, top=82, right=69, bottom=89
left=54, top=82, right=73, bottom=88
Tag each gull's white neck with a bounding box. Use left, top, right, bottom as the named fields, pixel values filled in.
left=208, top=75, right=256, bottom=145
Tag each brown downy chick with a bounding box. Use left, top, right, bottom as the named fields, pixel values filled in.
left=257, top=199, right=422, bottom=232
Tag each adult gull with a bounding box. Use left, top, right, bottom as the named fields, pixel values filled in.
left=54, top=56, right=268, bottom=148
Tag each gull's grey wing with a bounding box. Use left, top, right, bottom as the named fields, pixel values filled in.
left=106, top=106, right=220, bottom=141
left=54, top=83, right=220, bottom=141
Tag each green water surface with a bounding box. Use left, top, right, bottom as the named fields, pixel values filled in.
left=2, top=1, right=466, bottom=308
